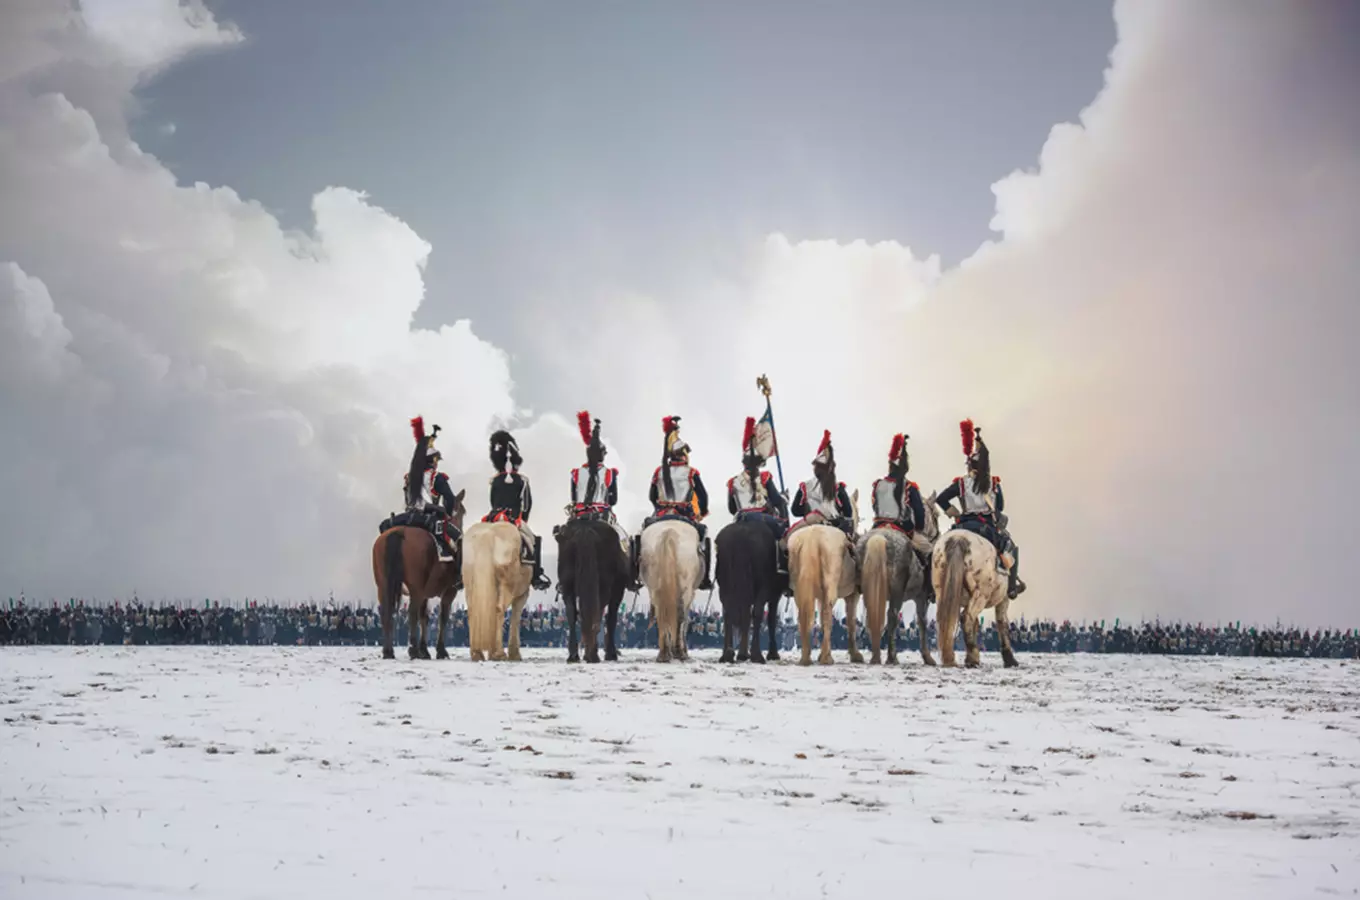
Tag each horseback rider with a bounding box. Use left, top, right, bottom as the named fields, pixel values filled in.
left=404, top=416, right=460, bottom=563
left=485, top=429, right=552, bottom=591
left=727, top=415, right=790, bottom=572
left=567, top=410, right=643, bottom=591
left=791, top=430, right=855, bottom=538
left=871, top=433, right=934, bottom=601
left=935, top=419, right=1026, bottom=598
left=645, top=415, right=714, bottom=591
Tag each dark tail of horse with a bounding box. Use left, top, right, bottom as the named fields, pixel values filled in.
left=716, top=527, right=755, bottom=629
left=575, top=524, right=602, bottom=632
left=383, top=529, right=405, bottom=620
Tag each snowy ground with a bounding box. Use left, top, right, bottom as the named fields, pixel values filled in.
left=2, top=648, right=1358, bottom=900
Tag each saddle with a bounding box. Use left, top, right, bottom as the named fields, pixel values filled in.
left=643, top=511, right=705, bottom=538
left=482, top=509, right=521, bottom=526
left=378, top=508, right=437, bottom=535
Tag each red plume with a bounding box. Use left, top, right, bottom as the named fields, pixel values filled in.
left=960, top=419, right=975, bottom=457
left=410, top=415, right=425, bottom=442
left=662, top=416, right=676, bottom=434
left=818, top=429, right=832, bottom=454
left=889, top=433, right=904, bottom=462
left=742, top=416, right=755, bottom=451
left=577, top=410, right=592, bottom=446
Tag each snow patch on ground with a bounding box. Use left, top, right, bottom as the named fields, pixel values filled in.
left=2, top=649, right=1357, bottom=899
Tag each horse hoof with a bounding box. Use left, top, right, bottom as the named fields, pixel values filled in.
left=799, top=657, right=813, bottom=667
left=965, top=659, right=981, bottom=669
left=719, top=653, right=735, bottom=664
left=736, top=650, right=750, bottom=662
left=407, top=647, right=420, bottom=660
left=767, top=651, right=780, bottom=662
left=869, top=655, right=882, bottom=666
left=848, top=654, right=864, bottom=665
left=1003, top=655, right=1020, bottom=669
left=750, top=654, right=766, bottom=665
left=381, top=648, right=395, bottom=660
left=509, top=651, right=522, bottom=662
left=435, top=647, right=449, bottom=660
left=567, top=654, right=581, bottom=664
left=819, top=657, right=834, bottom=667
left=922, top=655, right=938, bottom=668
left=605, top=650, right=619, bottom=662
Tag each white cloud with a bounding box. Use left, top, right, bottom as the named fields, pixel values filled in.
left=526, top=0, right=1360, bottom=626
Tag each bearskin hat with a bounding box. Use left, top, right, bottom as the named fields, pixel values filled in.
left=489, top=429, right=522, bottom=473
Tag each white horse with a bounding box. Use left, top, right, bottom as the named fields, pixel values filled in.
left=461, top=520, right=532, bottom=662
left=787, top=489, right=861, bottom=666
left=640, top=519, right=704, bottom=662
left=932, top=527, right=1019, bottom=668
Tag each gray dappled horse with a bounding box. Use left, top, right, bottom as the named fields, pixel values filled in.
left=856, top=490, right=943, bottom=666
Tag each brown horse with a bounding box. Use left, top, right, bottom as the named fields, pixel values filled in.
left=371, top=490, right=467, bottom=660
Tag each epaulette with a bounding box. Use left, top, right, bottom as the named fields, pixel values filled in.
left=992, top=475, right=1001, bottom=486
left=726, top=475, right=736, bottom=489
left=907, top=480, right=920, bottom=491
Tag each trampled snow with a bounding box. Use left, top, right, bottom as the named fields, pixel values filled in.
left=2, top=648, right=1357, bottom=899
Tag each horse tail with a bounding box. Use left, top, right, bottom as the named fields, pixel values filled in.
left=576, top=525, right=602, bottom=630
left=717, top=527, right=755, bottom=629
left=383, top=529, right=405, bottom=620
left=653, top=528, right=680, bottom=652
left=862, top=533, right=888, bottom=646
left=937, top=534, right=969, bottom=659
left=463, top=529, right=497, bottom=655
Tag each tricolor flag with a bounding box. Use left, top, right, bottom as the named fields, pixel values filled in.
left=753, top=408, right=777, bottom=460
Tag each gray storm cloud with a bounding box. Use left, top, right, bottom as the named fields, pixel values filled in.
left=2, top=0, right=1357, bottom=624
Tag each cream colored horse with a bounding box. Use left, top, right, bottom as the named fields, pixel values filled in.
left=932, top=528, right=1019, bottom=668
left=640, top=519, right=704, bottom=662
left=787, top=489, right=861, bottom=666
left=461, top=520, right=532, bottom=662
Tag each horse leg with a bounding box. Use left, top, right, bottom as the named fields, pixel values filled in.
left=503, top=598, right=516, bottom=663
left=747, top=595, right=764, bottom=664
left=916, top=598, right=937, bottom=667
left=675, top=595, right=690, bottom=662
left=885, top=599, right=900, bottom=665
left=407, top=597, right=424, bottom=660
left=995, top=598, right=1020, bottom=668
left=604, top=589, right=620, bottom=662
left=583, top=601, right=601, bottom=665
left=962, top=607, right=981, bottom=668
left=380, top=586, right=395, bottom=661
left=435, top=589, right=453, bottom=660
left=796, top=595, right=814, bottom=667
left=765, top=596, right=781, bottom=661
left=720, top=612, right=736, bottom=663
left=844, top=594, right=863, bottom=665
left=737, top=595, right=753, bottom=663
left=565, top=589, right=581, bottom=663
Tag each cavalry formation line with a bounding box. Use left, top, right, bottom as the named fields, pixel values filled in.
left=372, top=392, right=1026, bottom=670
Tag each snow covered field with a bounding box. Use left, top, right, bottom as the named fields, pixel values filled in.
left=2, top=648, right=1357, bottom=899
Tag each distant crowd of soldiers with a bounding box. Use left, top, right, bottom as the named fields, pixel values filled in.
left=1, top=601, right=1355, bottom=658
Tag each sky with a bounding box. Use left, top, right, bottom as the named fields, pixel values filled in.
left=1, top=0, right=1357, bottom=625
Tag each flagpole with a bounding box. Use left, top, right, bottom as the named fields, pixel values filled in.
left=756, top=374, right=786, bottom=497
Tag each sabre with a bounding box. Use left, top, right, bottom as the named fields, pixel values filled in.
left=755, top=374, right=787, bottom=498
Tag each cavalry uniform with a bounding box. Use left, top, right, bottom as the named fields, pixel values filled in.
left=790, top=430, right=854, bottom=537
left=566, top=411, right=641, bottom=590
left=935, top=419, right=1025, bottom=598
left=404, top=416, right=460, bottom=562
left=643, top=416, right=714, bottom=591
left=872, top=433, right=934, bottom=599
left=485, top=430, right=552, bottom=590
left=727, top=414, right=790, bottom=571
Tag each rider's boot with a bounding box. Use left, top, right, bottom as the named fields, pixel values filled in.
left=1007, top=544, right=1025, bottom=599
left=531, top=536, right=552, bottom=591
left=698, top=537, right=714, bottom=591
left=433, top=520, right=456, bottom=563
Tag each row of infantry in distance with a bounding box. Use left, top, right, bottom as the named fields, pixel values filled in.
left=388, top=409, right=1025, bottom=603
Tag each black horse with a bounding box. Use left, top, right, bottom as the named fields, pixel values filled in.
left=556, top=516, right=628, bottom=663
left=714, top=516, right=786, bottom=663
